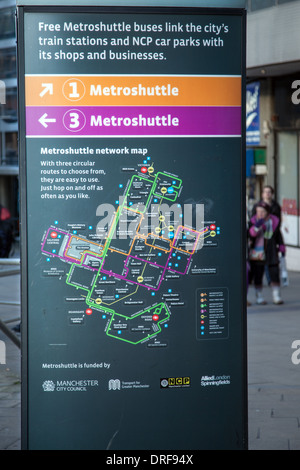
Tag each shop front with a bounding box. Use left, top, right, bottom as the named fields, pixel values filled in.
left=274, top=75, right=300, bottom=270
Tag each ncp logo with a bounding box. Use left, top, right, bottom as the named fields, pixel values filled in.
left=108, top=379, right=121, bottom=390
left=0, top=340, right=5, bottom=364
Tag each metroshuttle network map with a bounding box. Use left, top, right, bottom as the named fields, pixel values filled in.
left=41, top=160, right=220, bottom=345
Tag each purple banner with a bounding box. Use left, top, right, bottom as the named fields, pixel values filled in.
left=26, top=106, right=241, bottom=137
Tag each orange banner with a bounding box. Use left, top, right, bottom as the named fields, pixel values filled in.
left=25, top=75, right=241, bottom=107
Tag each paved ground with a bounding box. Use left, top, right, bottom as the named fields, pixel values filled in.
left=0, top=271, right=21, bottom=450
left=247, top=270, right=300, bottom=450
left=1, top=268, right=300, bottom=450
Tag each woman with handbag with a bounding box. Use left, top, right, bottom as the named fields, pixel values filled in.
left=248, top=201, right=285, bottom=305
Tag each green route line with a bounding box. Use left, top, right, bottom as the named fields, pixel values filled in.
left=106, top=302, right=170, bottom=345
left=62, top=168, right=182, bottom=344
left=68, top=170, right=181, bottom=306
left=84, top=172, right=156, bottom=308
left=152, top=172, right=182, bottom=202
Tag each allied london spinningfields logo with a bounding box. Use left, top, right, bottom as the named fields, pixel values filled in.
left=42, top=379, right=99, bottom=392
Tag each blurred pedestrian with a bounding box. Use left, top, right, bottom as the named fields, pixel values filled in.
left=252, top=185, right=286, bottom=287
left=260, top=185, right=282, bottom=222
left=248, top=201, right=285, bottom=305
left=0, top=203, right=13, bottom=258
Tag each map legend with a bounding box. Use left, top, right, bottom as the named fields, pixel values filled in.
left=196, top=287, right=229, bottom=340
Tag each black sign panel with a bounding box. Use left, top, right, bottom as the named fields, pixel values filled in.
left=18, top=5, right=247, bottom=450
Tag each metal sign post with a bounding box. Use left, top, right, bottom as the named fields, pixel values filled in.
left=17, top=1, right=247, bottom=451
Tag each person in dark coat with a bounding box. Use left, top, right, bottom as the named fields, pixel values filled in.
left=252, top=185, right=282, bottom=222
left=251, top=185, right=286, bottom=287
left=248, top=201, right=285, bottom=305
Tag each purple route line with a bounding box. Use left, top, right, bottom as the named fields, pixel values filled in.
left=41, top=227, right=70, bottom=258
left=41, top=228, right=104, bottom=268
left=42, top=225, right=204, bottom=290
left=99, top=244, right=192, bottom=291
left=99, top=258, right=166, bottom=292
left=125, top=252, right=191, bottom=276
left=80, top=252, right=102, bottom=271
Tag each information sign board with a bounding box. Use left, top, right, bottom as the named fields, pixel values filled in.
left=17, top=4, right=247, bottom=450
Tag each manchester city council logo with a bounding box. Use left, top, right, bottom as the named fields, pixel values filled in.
left=42, top=380, right=55, bottom=392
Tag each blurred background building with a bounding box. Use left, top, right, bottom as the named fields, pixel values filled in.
left=246, top=0, right=300, bottom=271
left=0, top=0, right=18, bottom=241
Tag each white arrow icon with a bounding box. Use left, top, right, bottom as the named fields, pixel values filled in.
left=40, top=83, right=53, bottom=97
left=39, top=113, right=56, bottom=128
